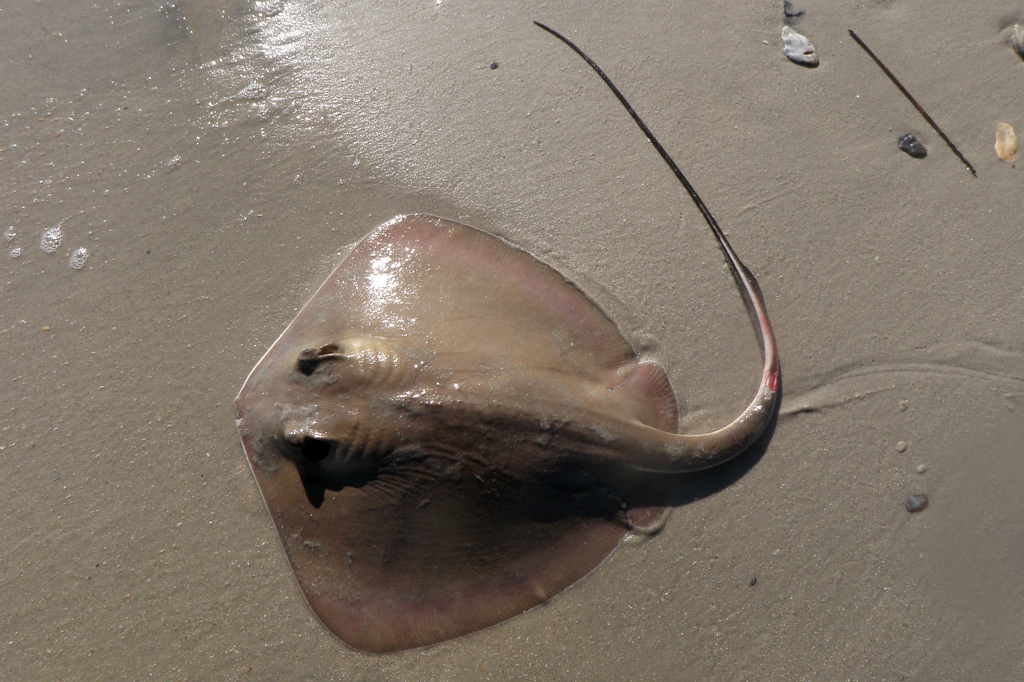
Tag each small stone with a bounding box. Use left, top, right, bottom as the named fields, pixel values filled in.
left=897, top=133, right=927, bottom=159
left=895, top=440, right=908, bottom=453
left=898, top=399, right=909, bottom=412
left=782, top=27, right=818, bottom=66
left=904, top=493, right=928, bottom=512
left=995, top=122, right=1017, bottom=163
left=916, top=464, right=928, bottom=474
left=490, top=61, right=499, bottom=70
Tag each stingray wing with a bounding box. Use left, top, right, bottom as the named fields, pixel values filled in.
left=277, top=214, right=638, bottom=383
left=247, top=440, right=627, bottom=653
left=236, top=215, right=679, bottom=652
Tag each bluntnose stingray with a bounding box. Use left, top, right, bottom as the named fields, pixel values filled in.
left=234, top=22, right=779, bottom=653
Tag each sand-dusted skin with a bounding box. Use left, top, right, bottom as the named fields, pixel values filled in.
left=234, top=25, right=779, bottom=653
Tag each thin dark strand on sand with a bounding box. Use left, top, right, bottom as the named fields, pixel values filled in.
left=848, top=29, right=976, bottom=177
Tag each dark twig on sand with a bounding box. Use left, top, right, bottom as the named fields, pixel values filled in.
left=848, top=29, right=976, bottom=177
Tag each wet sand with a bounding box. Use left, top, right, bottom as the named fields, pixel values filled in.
left=2, top=1, right=1023, bottom=679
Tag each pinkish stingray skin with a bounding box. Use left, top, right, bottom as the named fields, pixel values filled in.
left=235, top=214, right=778, bottom=652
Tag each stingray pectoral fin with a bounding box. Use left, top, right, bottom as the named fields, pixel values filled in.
left=271, top=452, right=628, bottom=653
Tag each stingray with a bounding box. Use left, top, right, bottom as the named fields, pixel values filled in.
left=234, top=22, right=779, bottom=653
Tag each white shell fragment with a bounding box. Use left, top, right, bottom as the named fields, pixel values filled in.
left=782, top=26, right=818, bottom=66
left=1010, top=24, right=1024, bottom=61
left=995, top=122, right=1017, bottom=163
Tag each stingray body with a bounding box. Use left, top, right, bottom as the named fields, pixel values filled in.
left=235, top=24, right=779, bottom=653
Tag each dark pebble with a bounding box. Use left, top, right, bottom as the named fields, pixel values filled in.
left=490, top=61, right=499, bottom=70
left=749, top=576, right=758, bottom=586
left=898, top=133, right=927, bottom=159
left=905, top=493, right=928, bottom=512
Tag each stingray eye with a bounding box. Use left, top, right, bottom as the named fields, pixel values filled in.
left=296, top=343, right=343, bottom=376
left=295, top=336, right=415, bottom=390
left=300, top=436, right=333, bottom=462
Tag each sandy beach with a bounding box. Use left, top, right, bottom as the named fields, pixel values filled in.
left=2, top=0, right=1023, bottom=678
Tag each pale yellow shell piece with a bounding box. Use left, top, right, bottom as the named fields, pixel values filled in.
left=995, top=122, right=1017, bottom=163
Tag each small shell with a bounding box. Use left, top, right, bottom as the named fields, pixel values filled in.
left=1010, top=24, right=1024, bottom=61
left=897, top=133, right=927, bottom=159
left=782, top=26, right=818, bottom=66
left=995, top=122, right=1017, bottom=162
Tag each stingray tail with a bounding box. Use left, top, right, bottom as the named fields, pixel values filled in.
left=536, top=21, right=780, bottom=472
